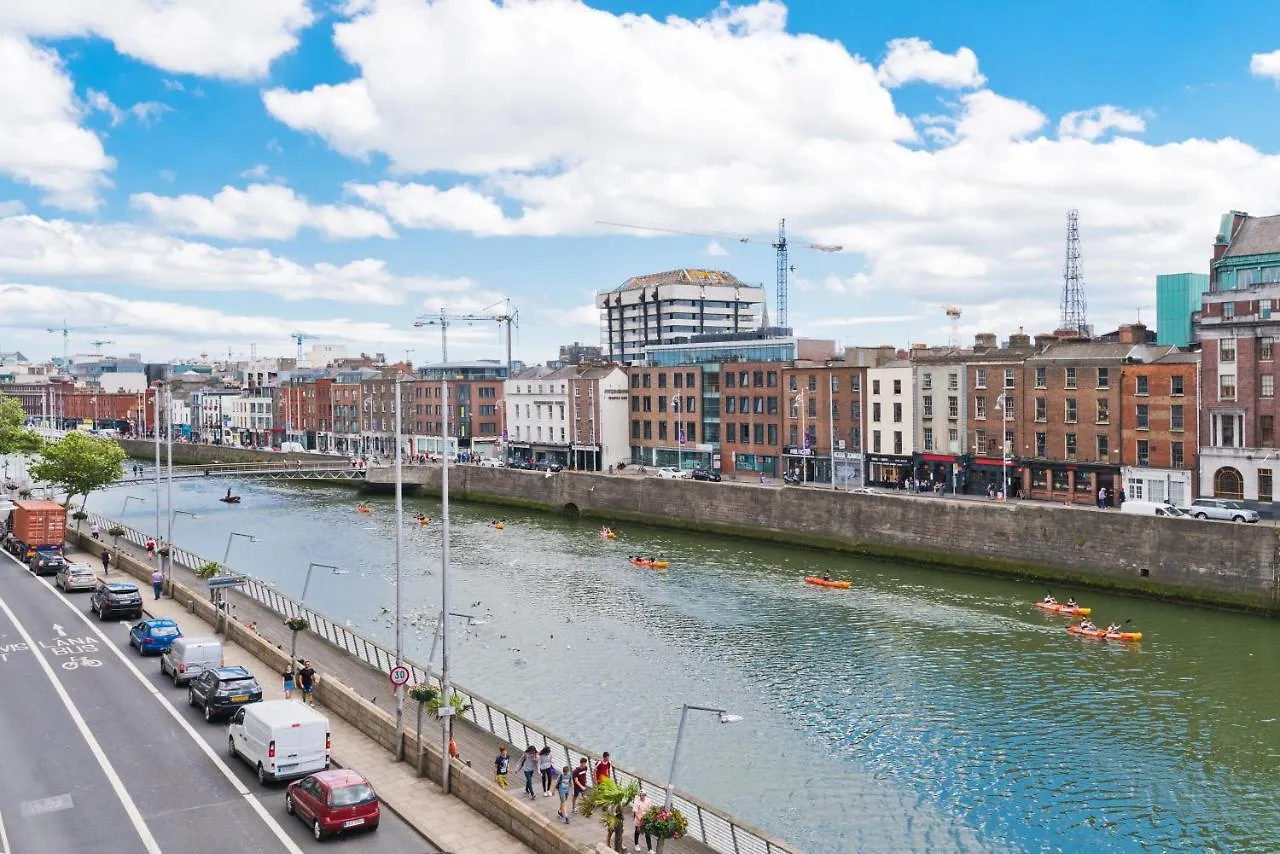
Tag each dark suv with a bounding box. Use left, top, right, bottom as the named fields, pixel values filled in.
left=188, top=666, right=263, bottom=722
left=89, top=581, right=144, bottom=620
left=29, top=553, right=69, bottom=576
left=691, top=469, right=722, bottom=482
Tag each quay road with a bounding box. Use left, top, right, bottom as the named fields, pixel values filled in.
left=0, top=549, right=436, bottom=854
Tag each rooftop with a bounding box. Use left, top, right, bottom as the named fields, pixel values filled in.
left=1221, top=213, right=1280, bottom=259
left=605, top=269, right=747, bottom=293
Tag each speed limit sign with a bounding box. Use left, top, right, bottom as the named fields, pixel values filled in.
left=389, top=665, right=410, bottom=686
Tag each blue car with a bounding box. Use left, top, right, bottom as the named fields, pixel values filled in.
left=128, top=618, right=182, bottom=655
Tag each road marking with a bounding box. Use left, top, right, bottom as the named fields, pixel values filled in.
left=0, top=806, right=9, bottom=854
left=19, top=793, right=74, bottom=818
left=51, top=624, right=66, bottom=638
left=0, top=596, right=164, bottom=854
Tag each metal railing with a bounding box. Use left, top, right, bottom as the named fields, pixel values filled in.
left=83, top=510, right=796, bottom=854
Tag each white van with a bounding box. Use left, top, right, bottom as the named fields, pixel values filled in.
left=161, top=637, right=223, bottom=685
left=228, top=700, right=331, bottom=785
left=1120, top=500, right=1189, bottom=519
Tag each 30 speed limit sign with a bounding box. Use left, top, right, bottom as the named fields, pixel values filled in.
left=389, top=665, right=410, bottom=686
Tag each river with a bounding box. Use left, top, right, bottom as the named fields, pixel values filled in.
left=88, top=473, right=1280, bottom=854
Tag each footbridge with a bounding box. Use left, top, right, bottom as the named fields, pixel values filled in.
left=118, top=461, right=367, bottom=483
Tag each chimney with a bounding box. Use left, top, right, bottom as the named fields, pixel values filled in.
left=974, top=333, right=998, bottom=349
left=1034, top=333, right=1056, bottom=350
left=1054, top=328, right=1084, bottom=341
left=1117, top=322, right=1148, bottom=344
left=1007, top=333, right=1032, bottom=349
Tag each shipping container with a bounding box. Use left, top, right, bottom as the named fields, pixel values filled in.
left=11, top=500, right=67, bottom=548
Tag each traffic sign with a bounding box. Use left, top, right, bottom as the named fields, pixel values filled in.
left=389, top=665, right=410, bottom=686
left=206, top=574, right=249, bottom=590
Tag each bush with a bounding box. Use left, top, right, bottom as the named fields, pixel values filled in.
left=17, top=488, right=31, bottom=498
left=285, top=616, right=310, bottom=632
left=107, top=525, right=125, bottom=537
left=71, top=510, right=88, bottom=520
left=195, top=561, right=221, bottom=580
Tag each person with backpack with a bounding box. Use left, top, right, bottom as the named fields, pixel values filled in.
left=556, top=765, right=572, bottom=824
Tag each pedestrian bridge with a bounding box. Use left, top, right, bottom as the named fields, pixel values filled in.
left=119, top=461, right=366, bottom=483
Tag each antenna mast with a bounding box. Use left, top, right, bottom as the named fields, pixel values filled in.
left=1061, top=209, right=1090, bottom=337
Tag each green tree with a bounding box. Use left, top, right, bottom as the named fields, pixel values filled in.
left=28, top=431, right=126, bottom=510
left=577, top=776, right=640, bottom=852
left=0, top=394, right=42, bottom=456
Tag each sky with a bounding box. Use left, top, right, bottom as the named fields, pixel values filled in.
left=1, top=0, right=1280, bottom=367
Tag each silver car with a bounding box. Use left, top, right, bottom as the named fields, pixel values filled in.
left=56, top=563, right=97, bottom=593
left=1184, top=498, right=1260, bottom=523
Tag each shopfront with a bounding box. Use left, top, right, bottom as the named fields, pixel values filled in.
left=866, top=453, right=913, bottom=487
left=915, top=453, right=963, bottom=492
left=1025, top=463, right=1116, bottom=505
left=965, top=456, right=1022, bottom=498
left=782, top=445, right=831, bottom=483
left=832, top=451, right=863, bottom=489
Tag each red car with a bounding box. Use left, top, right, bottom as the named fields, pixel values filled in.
left=285, top=769, right=380, bottom=839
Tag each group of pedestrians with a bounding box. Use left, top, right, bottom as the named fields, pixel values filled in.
left=281, top=660, right=317, bottom=704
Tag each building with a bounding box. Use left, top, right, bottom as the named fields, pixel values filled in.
left=557, top=342, right=602, bottom=366
left=231, top=395, right=273, bottom=448
left=596, top=269, right=766, bottom=363
left=911, top=346, right=975, bottom=490
left=865, top=359, right=915, bottom=484
left=191, top=389, right=239, bottom=444
left=1156, top=273, right=1210, bottom=347
left=503, top=365, right=627, bottom=469
left=719, top=361, right=784, bottom=479
left=415, top=362, right=507, bottom=456
left=1121, top=350, right=1199, bottom=506
left=959, top=333, right=1038, bottom=496
left=777, top=349, right=885, bottom=487
left=626, top=363, right=711, bottom=470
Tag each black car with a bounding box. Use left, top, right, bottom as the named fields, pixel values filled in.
left=89, top=581, right=144, bottom=620
left=188, top=666, right=263, bottom=722
left=533, top=460, right=563, bottom=472
left=691, top=469, right=722, bottom=482
left=29, top=553, right=69, bottom=576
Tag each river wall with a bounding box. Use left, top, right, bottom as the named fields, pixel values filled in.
left=118, top=439, right=322, bottom=465
left=366, top=466, right=1280, bottom=614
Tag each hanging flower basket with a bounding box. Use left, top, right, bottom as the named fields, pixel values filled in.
left=195, top=561, right=221, bottom=580
left=18, top=489, right=32, bottom=497
left=285, top=616, right=310, bottom=632
left=71, top=510, right=88, bottom=520
left=157, top=546, right=171, bottom=557
left=642, top=805, right=688, bottom=841
left=107, top=525, right=125, bottom=537
left=408, top=683, right=438, bottom=704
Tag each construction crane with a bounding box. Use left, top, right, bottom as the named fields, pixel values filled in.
left=942, top=306, right=962, bottom=349
left=89, top=339, right=115, bottom=355
left=290, top=332, right=318, bottom=363
left=45, top=321, right=125, bottom=363
left=595, top=218, right=842, bottom=329
left=413, top=300, right=519, bottom=371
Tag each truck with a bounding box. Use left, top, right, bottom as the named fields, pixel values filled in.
left=2, top=499, right=67, bottom=561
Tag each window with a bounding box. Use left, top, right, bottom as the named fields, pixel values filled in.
left=1264, top=376, right=1275, bottom=399
left=686, top=372, right=695, bottom=388
left=893, top=431, right=903, bottom=455
left=872, top=379, right=880, bottom=395
left=631, top=420, right=640, bottom=439
left=1004, top=369, right=1015, bottom=389
left=1136, top=375, right=1149, bottom=395
left=658, top=422, right=667, bottom=440
left=1220, top=338, right=1236, bottom=363
left=1035, top=367, right=1046, bottom=388
left=1171, top=441, right=1184, bottom=468
left=642, top=374, right=651, bottom=388
left=922, top=372, right=932, bottom=390
left=1136, top=404, right=1149, bottom=430
left=1035, top=431, right=1047, bottom=456
left=808, top=375, right=817, bottom=392
left=1262, top=415, right=1275, bottom=447
left=687, top=396, right=697, bottom=414
left=1220, top=375, right=1236, bottom=400
left=725, top=372, right=736, bottom=388
left=725, top=396, right=737, bottom=414
left=1096, top=368, right=1109, bottom=389
left=872, top=430, right=882, bottom=453
left=1260, top=469, right=1274, bottom=503
left=1065, top=433, right=1077, bottom=457
left=767, top=371, right=778, bottom=387
left=1065, top=398, right=1077, bottom=423
left=949, top=427, right=958, bottom=445
left=1128, top=480, right=1144, bottom=500
left=893, top=379, right=902, bottom=395
left=1097, top=434, right=1109, bottom=459
left=631, top=396, right=640, bottom=413
left=807, top=397, right=816, bottom=418
left=1171, top=404, right=1184, bottom=431
left=788, top=374, right=796, bottom=391
left=975, top=368, right=987, bottom=389
left=948, top=373, right=958, bottom=391
left=976, top=429, right=988, bottom=455
left=642, top=421, right=652, bottom=440
left=1096, top=398, right=1109, bottom=424
left=674, top=373, right=683, bottom=388
left=923, top=396, right=933, bottom=418
left=1262, top=337, right=1274, bottom=361
left=1065, top=367, right=1077, bottom=389
left=948, top=396, right=958, bottom=418
left=850, top=426, right=861, bottom=451
left=850, top=375, right=860, bottom=392
left=872, top=402, right=881, bottom=422
left=768, top=396, right=779, bottom=415
left=1005, top=430, right=1015, bottom=456
left=829, top=374, right=838, bottom=392
left=1136, top=439, right=1149, bottom=466
left=631, top=373, right=639, bottom=388
left=1213, top=467, right=1244, bottom=500
left=923, top=427, right=934, bottom=451
left=658, top=396, right=667, bottom=413
left=893, top=403, right=902, bottom=423
left=658, top=373, right=667, bottom=388
left=1035, top=397, right=1047, bottom=422
left=975, top=396, right=987, bottom=419
left=1171, top=375, right=1185, bottom=396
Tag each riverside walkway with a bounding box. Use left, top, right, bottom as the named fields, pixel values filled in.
left=77, top=521, right=782, bottom=854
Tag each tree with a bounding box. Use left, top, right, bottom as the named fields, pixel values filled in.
left=0, top=394, right=42, bottom=457
left=28, top=431, right=126, bottom=510
left=577, top=777, right=640, bottom=852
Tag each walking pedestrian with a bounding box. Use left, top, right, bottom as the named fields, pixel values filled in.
left=518, top=746, right=539, bottom=800
left=1097, top=486, right=1108, bottom=509
left=90, top=522, right=100, bottom=540
left=298, top=660, right=316, bottom=705
left=282, top=666, right=295, bottom=700
left=571, top=757, right=589, bottom=811
left=150, top=567, right=163, bottom=600
left=145, top=537, right=156, bottom=559
left=633, top=790, right=655, bottom=853
left=556, top=765, right=572, bottom=824
left=539, top=745, right=555, bottom=796
left=100, top=549, right=110, bottom=575
left=594, top=751, right=613, bottom=785
left=494, top=746, right=511, bottom=788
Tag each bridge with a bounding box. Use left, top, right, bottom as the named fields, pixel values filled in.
left=117, top=461, right=367, bottom=483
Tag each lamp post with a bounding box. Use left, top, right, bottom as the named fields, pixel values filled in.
left=657, top=704, right=743, bottom=853
left=165, top=386, right=177, bottom=595
left=793, top=391, right=806, bottom=484
left=152, top=385, right=162, bottom=545
left=121, top=495, right=146, bottom=517
left=290, top=562, right=346, bottom=665
left=440, top=377, right=455, bottom=794
left=212, top=531, right=256, bottom=633
left=221, top=531, right=257, bottom=566
left=393, top=373, right=408, bottom=761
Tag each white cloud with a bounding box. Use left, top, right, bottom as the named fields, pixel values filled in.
left=0, top=0, right=315, bottom=80
left=1058, top=105, right=1146, bottom=142
left=240, top=163, right=272, bottom=181
left=952, top=90, right=1047, bottom=143
left=0, top=213, right=472, bottom=305
left=0, top=33, right=113, bottom=210
left=345, top=181, right=514, bottom=234
left=703, top=239, right=729, bottom=257
left=809, top=314, right=921, bottom=327
left=86, top=88, right=170, bottom=127
left=1250, top=49, right=1280, bottom=82
left=877, top=37, right=985, bottom=89
left=824, top=273, right=872, bottom=295
left=130, top=183, right=396, bottom=241
left=129, top=101, right=170, bottom=125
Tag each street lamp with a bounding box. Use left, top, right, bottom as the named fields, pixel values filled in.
left=213, top=532, right=257, bottom=633
left=792, top=391, right=807, bottom=484
left=221, top=531, right=257, bottom=566
left=121, top=495, right=146, bottom=517
left=658, top=704, right=743, bottom=853
left=290, top=562, right=347, bottom=665
left=393, top=373, right=408, bottom=760
left=994, top=392, right=1012, bottom=502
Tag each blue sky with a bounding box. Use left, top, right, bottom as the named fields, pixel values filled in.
left=1, top=0, right=1279, bottom=366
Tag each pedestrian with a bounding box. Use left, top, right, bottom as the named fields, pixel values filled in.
left=145, top=537, right=156, bottom=559
left=150, top=567, right=163, bottom=599
left=518, top=746, right=539, bottom=800
left=556, top=765, right=572, bottom=824
left=633, top=790, right=655, bottom=853
left=594, top=751, right=613, bottom=785
left=449, top=737, right=460, bottom=761
left=283, top=666, right=295, bottom=700
left=90, top=522, right=100, bottom=540
left=1097, top=486, right=1108, bottom=509
left=494, top=746, right=511, bottom=788
left=571, top=756, right=589, bottom=811
left=538, top=746, right=556, bottom=796
left=298, top=660, right=316, bottom=705
left=100, top=549, right=110, bottom=575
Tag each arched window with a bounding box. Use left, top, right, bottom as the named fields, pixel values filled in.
left=1213, top=467, right=1244, bottom=500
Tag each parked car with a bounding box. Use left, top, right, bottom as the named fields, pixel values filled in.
left=478, top=457, right=504, bottom=468
left=1121, top=500, right=1190, bottom=519
left=690, top=468, right=722, bottom=482
left=89, top=581, right=143, bottom=620
left=285, top=769, right=381, bottom=840
left=161, top=636, right=224, bottom=686
left=850, top=486, right=877, bottom=495
left=533, top=460, right=563, bottom=472
left=229, top=700, right=330, bottom=784
left=188, top=665, right=263, bottom=722
left=1183, top=498, right=1260, bottom=523
left=128, top=618, right=183, bottom=655
left=29, top=552, right=69, bottom=576
left=55, top=563, right=97, bottom=592
left=658, top=467, right=689, bottom=479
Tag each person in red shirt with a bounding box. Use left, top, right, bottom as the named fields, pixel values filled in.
left=594, top=751, right=613, bottom=785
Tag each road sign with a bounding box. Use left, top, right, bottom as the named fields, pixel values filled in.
left=389, top=665, right=410, bottom=686
left=206, top=574, right=249, bottom=590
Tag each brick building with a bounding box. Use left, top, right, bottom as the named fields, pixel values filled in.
left=962, top=333, right=1037, bottom=497
left=627, top=364, right=710, bottom=469
left=1120, top=350, right=1199, bottom=506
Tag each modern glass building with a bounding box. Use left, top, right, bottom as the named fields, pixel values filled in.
left=643, top=330, right=797, bottom=366
left=1156, top=272, right=1209, bottom=347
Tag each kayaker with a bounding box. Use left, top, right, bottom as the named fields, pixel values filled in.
left=1104, top=622, right=1121, bottom=634
left=1079, top=618, right=1097, bottom=632
left=1065, top=598, right=1078, bottom=608
left=1043, top=594, right=1057, bottom=605
left=822, top=574, right=833, bottom=582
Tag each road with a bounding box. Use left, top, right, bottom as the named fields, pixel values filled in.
left=0, top=550, right=436, bottom=854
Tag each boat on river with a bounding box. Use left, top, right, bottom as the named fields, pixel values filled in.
left=1034, top=601, right=1091, bottom=616
left=804, top=576, right=851, bottom=589
left=629, top=557, right=668, bottom=570
left=1067, top=626, right=1142, bottom=642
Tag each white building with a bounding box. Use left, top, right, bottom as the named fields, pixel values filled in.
left=912, top=350, right=969, bottom=457
left=505, top=365, right=629, bottom=470
left=303, top=344, right=347, bottom=368
left=506, top=367, right=567, bottom=464
left=232, top=395, right=273, bottom=446
left=866, top=359, right=916, bottom=484
left=596, top=269, right=765, bottom=363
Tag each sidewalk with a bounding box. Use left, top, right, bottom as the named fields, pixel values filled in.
left=77, top=533, right=731, bottom=854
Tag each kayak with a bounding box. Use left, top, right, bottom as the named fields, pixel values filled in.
left=805, top=577, right=852, bottom=589
left=490, top=523, right=505, bottom=530
left=1034, top=602, right=1091, bottom=617
left=1067, top=626, right=1142, bottom=642
left=600, top=531, right=616, bottom=540
left=630, top=558, right=668, bottom=569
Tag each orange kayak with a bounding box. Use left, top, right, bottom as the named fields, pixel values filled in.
left=1035, top=602, right=1091, bottom=617
left=630, top=558, right=668, bottom=570
left=804, top=577, right=851, bottom=589
left=1067, top=626, right=1142, bottom=642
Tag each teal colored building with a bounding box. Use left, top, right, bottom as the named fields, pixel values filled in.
left=1156, top=272, right=1209, bottom=347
